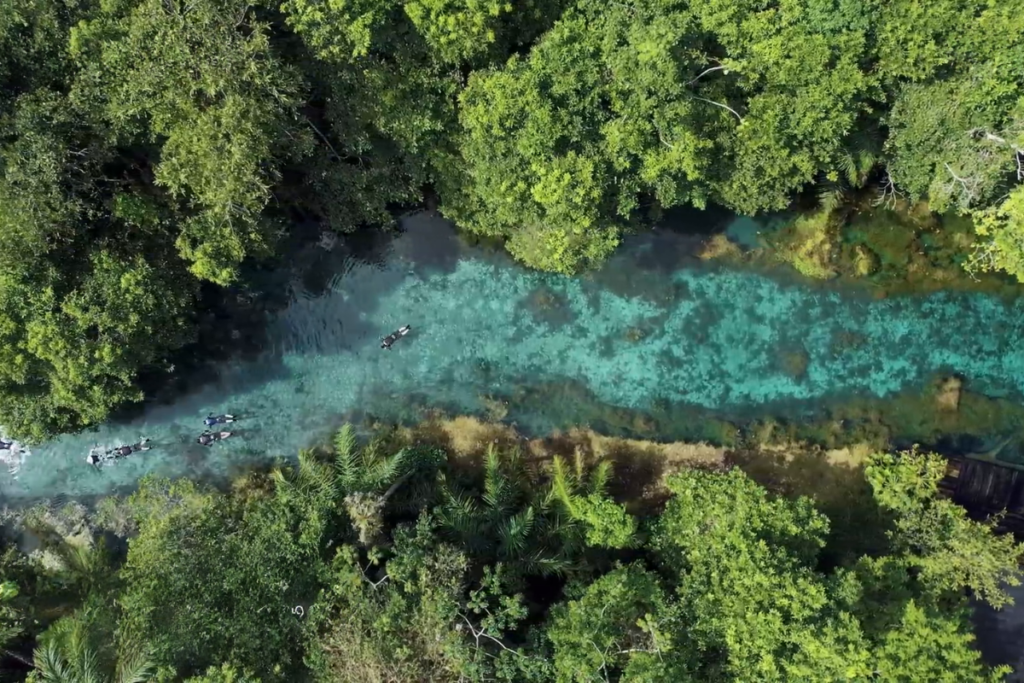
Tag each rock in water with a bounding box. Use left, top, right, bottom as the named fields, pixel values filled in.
left=937, top=376, right=962, bottom=412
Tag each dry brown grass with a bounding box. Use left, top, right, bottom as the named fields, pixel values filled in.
left=397, top=416, right=877, bottom=518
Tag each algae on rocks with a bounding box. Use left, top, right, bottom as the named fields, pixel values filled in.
left=769, top=208, right=839, bottom=279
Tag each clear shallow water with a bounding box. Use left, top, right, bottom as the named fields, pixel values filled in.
left=3, top=213, right=1024, bottom=502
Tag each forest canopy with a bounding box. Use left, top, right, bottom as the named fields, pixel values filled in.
left=1, top=433, right=1020, bottom=681
left=0, top=0, right=1022, bottom=439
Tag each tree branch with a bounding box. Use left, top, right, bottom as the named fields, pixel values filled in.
left=2, top=647, right=33, bottom=667
left=689, top=95, right=743, bottom=123
left=688, top=65, right=727, bottom=85
left=943, top=162, right=979, bottom=205
left=872, top=170, right=903, bottom=210
left=458, top=614, right=524, bottom=657
left=306, top=119, right=342, bottom=162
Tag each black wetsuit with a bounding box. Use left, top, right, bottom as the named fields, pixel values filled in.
left=381, top=325, right=411, bottom=350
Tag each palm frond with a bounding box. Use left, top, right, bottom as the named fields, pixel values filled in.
left=437, top=479, right=486, bottom=547
left=270, top=467, right=293, bottom=502
left=573, top=447, right=586, bottom=482
left=78, top=644, right=103, bottom=683
left=362, top=454, right=397, bottom=492
left=588, top=460, right=612, bottom=496
left=817, top=182, right=846, bottom=213
left=115, top=644, right=155, bottom=683
left=549, top=456, right=577, bottom=515
left=333, top=425, right=359, bottom=489
left=297, top=449, right=336, bottom=498
left=519, top=550, right=574, bottom=577
left=497, top=506, right=535, bottom=558
left=482, top=445, right=505, bottom=510
left=33, top=640, right=74, bottom=683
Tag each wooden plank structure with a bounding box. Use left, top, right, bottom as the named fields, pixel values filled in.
left=940, top=455, right=1024, bottom=534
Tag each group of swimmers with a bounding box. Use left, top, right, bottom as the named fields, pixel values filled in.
left=86, top=414, right=238, bottom=467
left=87, top=324, right=413, bottom=468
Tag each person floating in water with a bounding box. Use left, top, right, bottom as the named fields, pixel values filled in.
left=197, top=430, right=231, bottom=446
left=87, top=438, right=150, bottom=466
left=381, top=325, right=411, bottom=350
left=204, top=414, right=236, bottom=427
left=0, top=440, right=12, bottom=451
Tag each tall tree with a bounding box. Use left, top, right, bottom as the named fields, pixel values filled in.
left=70, top=0, right=310, bottom=285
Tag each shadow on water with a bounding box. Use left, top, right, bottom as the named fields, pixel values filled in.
left=7, top=209, right=1024, bottom=507
left=126, top=215, right=448, bottom=422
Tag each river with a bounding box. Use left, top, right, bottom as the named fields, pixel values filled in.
left=2, top=211, right=1024, bottom=502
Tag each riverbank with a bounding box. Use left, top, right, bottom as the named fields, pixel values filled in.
left=3, top=415, right=1019, bottom=681
left=700, top=198, right=1023, bottom=299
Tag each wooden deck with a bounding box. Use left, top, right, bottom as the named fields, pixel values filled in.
left=940, top=455, right=1024, bottom=534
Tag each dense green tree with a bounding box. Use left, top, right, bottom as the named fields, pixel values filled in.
left=0, top=577, right=21, bottom=653
left=452, top=0, right=878, bottom=273
left=306, top=517, right=529, bottom=682
left=879, top=0, right=1024, bottom=278
left=179, top=664, right=261, bottom=683
left=116, top=472, right=335, bottom=679
left=650, top=467, right=867, bottom=681
left=546, top=564, right=680, bottom=682
left=865, top=450, right=1024, bottom=608
left=0, top=3, right=201, bottom=440
left=69, top=0, right=311, bottom=285
left=5, top=430, right=1020, bottom=682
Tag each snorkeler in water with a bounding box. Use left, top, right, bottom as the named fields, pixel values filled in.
left=381, top=325, right=411, bottom=350
left=197, top=430, right=231, bottom=446
left=204, top=414, right=236, bottom=427
left=88, top=438, right=151, bottom=466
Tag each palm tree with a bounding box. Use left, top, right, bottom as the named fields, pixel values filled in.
left=549, top=449, right=637, bottom=549
left=333, top=425, right=444, bottom=545
left=549, top=448, right=613, bottom=515
left=30, top=609, right=152, bottom=683
left=436, top=445, right=583, bottom=576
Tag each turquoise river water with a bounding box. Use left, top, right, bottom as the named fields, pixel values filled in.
left=2, top=212, right=1024, bottom=502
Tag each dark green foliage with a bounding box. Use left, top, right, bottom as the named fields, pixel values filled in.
left=5, top=431, right=1017, bottom=682
left=1, top=0, right=1023, bottom=436
left=115, top=475, right=335, bottom=679
left=436, top=445, right=586, bottom=577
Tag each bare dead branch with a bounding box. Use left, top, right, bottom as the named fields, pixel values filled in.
left=689, top=95, right=743, bottom=123
left=943, top=162, right=980, bottom=205
left=358, top=561, right=389, bottom=588
left=458, top=613, right=525, bottom=657
left=872, top=170, right=903, bottom=210
left=307, top=119, right=342, bottom=161
left=688, top=65, right=728, bottom=85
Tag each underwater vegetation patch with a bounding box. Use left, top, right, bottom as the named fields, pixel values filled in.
left=463, top=376, right=1024, bottom=465
left=704, top=199, right=1024, bottom=297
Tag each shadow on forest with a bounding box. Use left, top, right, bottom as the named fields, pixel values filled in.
left=726, top=448, right=893, bottom=566
left=401, top=416, right=892, bottom=569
